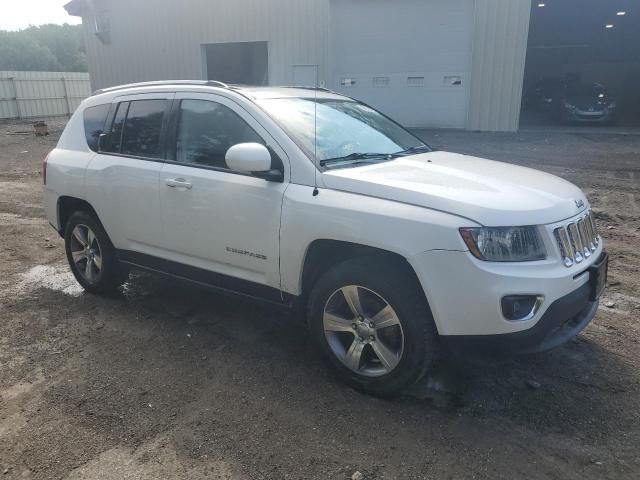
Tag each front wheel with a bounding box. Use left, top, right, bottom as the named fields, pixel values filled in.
left=308, top=257, right=438, bottom=397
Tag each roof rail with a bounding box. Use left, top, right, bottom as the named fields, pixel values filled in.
left=277, top=85, right=338, bottom=94
left=92, top=80, right=230, bottom=96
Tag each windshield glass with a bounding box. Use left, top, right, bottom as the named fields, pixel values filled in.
left=566, top=84, right=606, bottom=98
left=257, top=97, right=428, bottom=166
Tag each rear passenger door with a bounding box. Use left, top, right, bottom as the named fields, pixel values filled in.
left=158, top=92, right=289, bottom=295
left=84, top=93, right=174, bottom=254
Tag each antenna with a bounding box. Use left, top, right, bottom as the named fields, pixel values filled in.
left=312, top=67, right=319, bottom=197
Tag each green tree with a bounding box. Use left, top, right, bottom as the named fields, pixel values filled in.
left=0, top=24, right=87, bottom=72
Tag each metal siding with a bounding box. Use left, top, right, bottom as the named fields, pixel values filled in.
left=82, top=0, right=330, bottom=91
left=467, top=0, right=531, bottom=131
left=0, top=71, right=91, bottom=119
left=329, top=0, right=474, bottom=129
left=78, top=0, right=530, bottom=131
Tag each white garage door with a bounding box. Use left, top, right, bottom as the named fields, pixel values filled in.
left=329, top=0, right=474, bottom=129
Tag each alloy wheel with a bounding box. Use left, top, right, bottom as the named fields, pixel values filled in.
left=69, top=224, right=103, bottom=283
left=323, top=285, right=404, bottom=377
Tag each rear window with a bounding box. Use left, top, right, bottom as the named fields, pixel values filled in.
left=121, top=100, right=168, bottom=158
left=83, top=104, right=110, bottom=152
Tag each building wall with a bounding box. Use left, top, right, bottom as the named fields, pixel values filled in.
left=468, top=0, right=532, bottom=131
left=329, top=0, right=474, bottom=129
left=81, top=0, right=329, bottom=91
left=78, top=0, right=531, bottom=131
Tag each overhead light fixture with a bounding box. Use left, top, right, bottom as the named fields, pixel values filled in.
left=537, top=2, right=545, bottom=7
left=605, top=24, right=614, bottom=28
left=616, top=11, right=626, bottom=16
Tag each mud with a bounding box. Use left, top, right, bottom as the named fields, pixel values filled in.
left=1, top=119, right=638, bottom=479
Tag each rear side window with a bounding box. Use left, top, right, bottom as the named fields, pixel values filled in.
left=83, top=104, right=110, bottom=152
left=121, top=100, right=168, bottom=158
left=101, top=101, right=129, bottom=153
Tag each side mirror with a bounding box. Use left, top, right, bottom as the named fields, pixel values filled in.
left=225, top=143, right=283, bottom=182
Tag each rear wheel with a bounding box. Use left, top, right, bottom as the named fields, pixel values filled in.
left=308, top=257, right=438, bottom=397
left=64, top=211, right=128, bottom=294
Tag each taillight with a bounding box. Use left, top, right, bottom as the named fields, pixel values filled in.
left=42, top=151, right=51, bottom=185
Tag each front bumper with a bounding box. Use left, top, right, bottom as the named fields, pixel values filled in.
left=443, top=279, right=599, bottom=354
left=408, top=239, right=606, bottom=341
left=563, top=108, right=614, bottom=124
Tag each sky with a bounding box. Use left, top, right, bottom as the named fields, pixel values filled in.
left=1, top=0, right=81, bottom=31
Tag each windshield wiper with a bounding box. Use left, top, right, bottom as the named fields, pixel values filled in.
left=391, top=145, right=433, bottom=158
left=319, top=152, right=393, bottom=167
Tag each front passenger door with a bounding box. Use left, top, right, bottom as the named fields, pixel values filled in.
left=158, top=93, right=289, bottom=295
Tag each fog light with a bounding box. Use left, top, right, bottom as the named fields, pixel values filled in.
left=501, top=295, right=544, bottom=321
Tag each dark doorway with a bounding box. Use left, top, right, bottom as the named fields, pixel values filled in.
left=203, top=41, right=268, bottom=86
left=520, top=0, right=640, bottom=131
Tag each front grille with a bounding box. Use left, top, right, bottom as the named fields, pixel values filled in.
left=554, top=210, right=600, bottom=267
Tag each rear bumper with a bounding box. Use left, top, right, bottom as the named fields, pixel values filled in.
left=44, top=187, right=61, bottom=232
left=442, top=281, right=598, bottom=354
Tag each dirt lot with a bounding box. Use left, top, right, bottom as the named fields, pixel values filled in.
left=0, top=119, right=638, bottom=480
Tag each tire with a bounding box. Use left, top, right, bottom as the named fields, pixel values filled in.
left=64, top=211, right=129, bottom=294
left=308, top=256, right=438, bottom=397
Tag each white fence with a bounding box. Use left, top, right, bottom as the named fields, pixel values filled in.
left=0, top=71, right=91, bottom=120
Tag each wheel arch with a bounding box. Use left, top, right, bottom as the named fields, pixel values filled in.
left=299, top=239, right=425, bottom=303
left=57, top=196, right=103, bottom=236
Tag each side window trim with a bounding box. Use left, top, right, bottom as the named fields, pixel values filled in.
left=113, top=101, right=130, bottom=154
left=164, top=98, right=181, bottom=162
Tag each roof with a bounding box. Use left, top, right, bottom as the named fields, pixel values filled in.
left=64, top=0, right=88, bottom=16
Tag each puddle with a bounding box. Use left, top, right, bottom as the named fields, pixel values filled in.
left=15, top=265, right=84, bottom=297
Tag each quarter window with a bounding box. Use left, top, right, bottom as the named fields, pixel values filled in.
left=83, top=104, right=110, bottom=152
left=175, top=99, right=263, bottom=170
left=121, top=100, right=168, bottom=158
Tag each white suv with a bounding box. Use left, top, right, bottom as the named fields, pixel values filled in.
left=44, top=81, right=608, bottom=396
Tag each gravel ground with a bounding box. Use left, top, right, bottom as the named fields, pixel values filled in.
left=0, top=118, right=639, bottom=479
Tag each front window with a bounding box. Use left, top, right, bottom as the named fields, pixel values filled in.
left=257, top=98, right=428, bottom=168
left=175, top=99, right=263, bottom=170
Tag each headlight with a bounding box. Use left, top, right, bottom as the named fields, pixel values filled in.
left=460, top=226, right=547, bottom=262
left=563, top=101, right=575, bottom=110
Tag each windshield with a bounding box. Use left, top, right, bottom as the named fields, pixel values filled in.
left=566, top=84, right=606, bottom=98
left=257, top=97, right=429, bottom=168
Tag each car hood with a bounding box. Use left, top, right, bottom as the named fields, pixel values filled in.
left=322, top=151, right=588, bottom=226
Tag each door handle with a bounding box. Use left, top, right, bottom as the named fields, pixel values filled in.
left=165, top=178, right=193, bottom=190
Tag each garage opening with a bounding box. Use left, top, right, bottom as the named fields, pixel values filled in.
left=520, top=0, right=640, bottom=131
left=203, top=41, right=268, bottom=86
